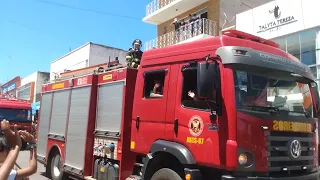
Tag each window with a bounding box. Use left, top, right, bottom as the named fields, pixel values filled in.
left=18, top=83, right=31, bottom=101
left=287, top=33, right=300, bottom=60
left=234, top=70, right=313, bottom=117
left=0, top=109, right=31, bottom=122
left=181, top=66, right=216, bottom=111
left=300, top=29, right=317, bottom=65
left=143, top=70, right=166, bottom=98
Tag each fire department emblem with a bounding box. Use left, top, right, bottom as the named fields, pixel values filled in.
left=289, top=139, right=301, bottom=159
left=188, top=116, right=204, bottom=137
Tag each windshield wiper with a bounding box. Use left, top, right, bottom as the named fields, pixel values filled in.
left=246, top=105, right=280, bottom=114
left=282, top=110, right=311, bottom=118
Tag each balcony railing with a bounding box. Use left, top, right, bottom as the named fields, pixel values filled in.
left=145, top=18, right=217, bottom=51
left=146, top=0, right=176, bottom=16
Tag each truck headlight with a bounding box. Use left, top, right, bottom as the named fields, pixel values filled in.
left=238, top=152, right=252, bottom=166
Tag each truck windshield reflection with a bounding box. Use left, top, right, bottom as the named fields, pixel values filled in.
left=0, top=108, right=31, bottom=122
left=233, top=70, right=313, bottom=117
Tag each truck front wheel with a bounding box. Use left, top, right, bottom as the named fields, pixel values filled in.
left=151, top=168, right=183, bottom=180
left=50, top=153, right=64, bottom=180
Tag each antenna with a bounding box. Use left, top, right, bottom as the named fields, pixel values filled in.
left=108, top=56, right=111, bottom=68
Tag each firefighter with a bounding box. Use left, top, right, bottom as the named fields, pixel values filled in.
left=126, top=39, right=143, bottom=69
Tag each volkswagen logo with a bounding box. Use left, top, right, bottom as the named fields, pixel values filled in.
left=289, top=139, right=301, bottom=159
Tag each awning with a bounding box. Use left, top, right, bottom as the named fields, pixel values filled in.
left=31, top=101, right=40, bottom=114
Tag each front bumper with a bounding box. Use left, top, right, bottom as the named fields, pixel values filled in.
left=221, top=171, right=320, bottom=180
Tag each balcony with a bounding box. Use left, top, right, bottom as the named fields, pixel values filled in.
left=143, top=0, right=209, bottom=25
left=145, top=18, right=217, bottom=51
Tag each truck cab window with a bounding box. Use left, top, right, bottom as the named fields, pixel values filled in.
left=181, top=68, right=216, bottom=111
left=234, top=70, right=313, bottom=117
left=144, top=71, right=166, bottom=98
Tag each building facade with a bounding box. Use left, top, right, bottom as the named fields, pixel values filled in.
left=236, top=0, right=320, bottom=86
left=17, top=71, right=50, bottom=103
left=50, top=42, right=127, bottom=80
left=1, top=76, right=21, bottom=97
left=143, top=0, right=273, bottom=51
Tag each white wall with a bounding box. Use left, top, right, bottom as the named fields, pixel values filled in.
left=236, top=0, right=320, bottom=40
left=89, top=44, right=127, bottom=66
left=21, top=72, right=38, bottom=86
left=50, top=43, right=128, bottom=81
left=50, top=43, right=91, bottom=80
left=20, top=72, right=50, bottom=103
left=36, top=72, right=49, bottom=94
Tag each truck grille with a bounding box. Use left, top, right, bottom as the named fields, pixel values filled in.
left=267, top=131, right=314, bottom=176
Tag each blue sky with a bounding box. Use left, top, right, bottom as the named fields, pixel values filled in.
left=0, top=0, right=156, bottom=83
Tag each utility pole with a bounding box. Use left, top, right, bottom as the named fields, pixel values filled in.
left=7, top=51, right=12, bottom=82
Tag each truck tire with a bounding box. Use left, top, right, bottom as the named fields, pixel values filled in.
left=50, top=153, right=64, bottom=180
left=151, top=168, right=183, bottom=180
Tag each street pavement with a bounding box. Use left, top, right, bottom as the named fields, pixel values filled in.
left=16, top=150, right=49, bottom=180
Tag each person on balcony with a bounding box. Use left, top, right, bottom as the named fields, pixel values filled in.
left=126, top=39, right=143, bottom=69
left=188, top=14, right=200, bottom=37
left=171, top=18, right=181, bottom=43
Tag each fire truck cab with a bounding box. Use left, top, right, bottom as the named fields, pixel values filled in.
left=0, top=95, right=32, bottom=150
left=37, top=30, right=320, bottom=180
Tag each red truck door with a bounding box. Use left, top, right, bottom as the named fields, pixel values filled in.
left=131, top=65, right=171, bottom=153
left=173, top=63, right=221, bottom=166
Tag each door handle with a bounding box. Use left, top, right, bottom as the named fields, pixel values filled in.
left=174, top=118, right=178, bottom=136
left=136, top=116, right=140, bottom=129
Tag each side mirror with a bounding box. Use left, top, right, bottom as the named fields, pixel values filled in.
left=197, top=63, right=216, bottom=98
left=35, top=110, right=39, bottom=121
left=310, top=82, right=320, bottom=117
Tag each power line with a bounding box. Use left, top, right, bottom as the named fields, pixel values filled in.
left=34, top=0, right=160, bottom=23
left=3, top=0, right=159, bottom=40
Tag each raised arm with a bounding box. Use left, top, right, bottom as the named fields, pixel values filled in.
left=0, top=121, right=21, bottom=180
left=15, top=131, right=37, bottom=180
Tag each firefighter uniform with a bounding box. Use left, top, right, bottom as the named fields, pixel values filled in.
left=126, top=39, right=143, bottom=69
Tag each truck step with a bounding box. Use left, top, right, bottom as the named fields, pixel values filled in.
left=125, top=175, right=142, bottom=180
left=84, top=176, right=96, bottom=180
left=134, top=163, right=144, bottom=167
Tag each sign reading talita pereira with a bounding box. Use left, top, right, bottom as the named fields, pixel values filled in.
left=258, top=5, right=297, bottom=33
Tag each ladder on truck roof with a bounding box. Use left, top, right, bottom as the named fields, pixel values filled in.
left=52, top=64, right=129, bottom=82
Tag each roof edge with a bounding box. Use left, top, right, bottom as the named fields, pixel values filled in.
left=51, top=42, right=91, bottom=64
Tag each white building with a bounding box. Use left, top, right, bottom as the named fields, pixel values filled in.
left=17, top=71, right=50, bottom=103
left=50, top=42, right=127, bottom=80
left=236, top=0, right=320, bottom=85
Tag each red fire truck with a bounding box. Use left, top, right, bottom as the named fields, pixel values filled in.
left=36, top=30, right=320, bottom=180
left=0, top=95, right=33, bottom=150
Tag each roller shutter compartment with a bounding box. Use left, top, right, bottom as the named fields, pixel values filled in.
left=64, top=86, right=91, bottom=171
left=96, top=81, right=124, bottom=133
left=37, top=93, right=53, bottom=159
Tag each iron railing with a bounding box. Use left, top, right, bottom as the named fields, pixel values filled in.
left=146, top=0, right=177, bottom=16
left=145, top=18, right=217, bottom=51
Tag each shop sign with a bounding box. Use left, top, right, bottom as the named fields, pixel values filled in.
left=2, top=83, right=16, bottom=94
left=257, top=5, right=297, bottom=33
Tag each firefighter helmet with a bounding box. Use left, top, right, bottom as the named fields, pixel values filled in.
left=132, top=39, right=142, bottom=47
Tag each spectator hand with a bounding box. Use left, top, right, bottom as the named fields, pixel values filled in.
left=1, top=120, right=16, bottom=141
left=14, top=125, right=22, bottom=148
left=188, top=91, right=195, bottom=98
left=1, top=119, right=10, bottom=133
left=19, top=131, right=36, bottom=144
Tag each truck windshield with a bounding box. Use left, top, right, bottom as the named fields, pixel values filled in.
left=233, top=70, right=313, bottom=117
left=0, top=108, right=31, bottom=122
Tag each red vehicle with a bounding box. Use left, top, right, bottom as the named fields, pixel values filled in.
left=0, top=95, right=33, bottom=150
left=37, top=30, right=320, bottom=180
